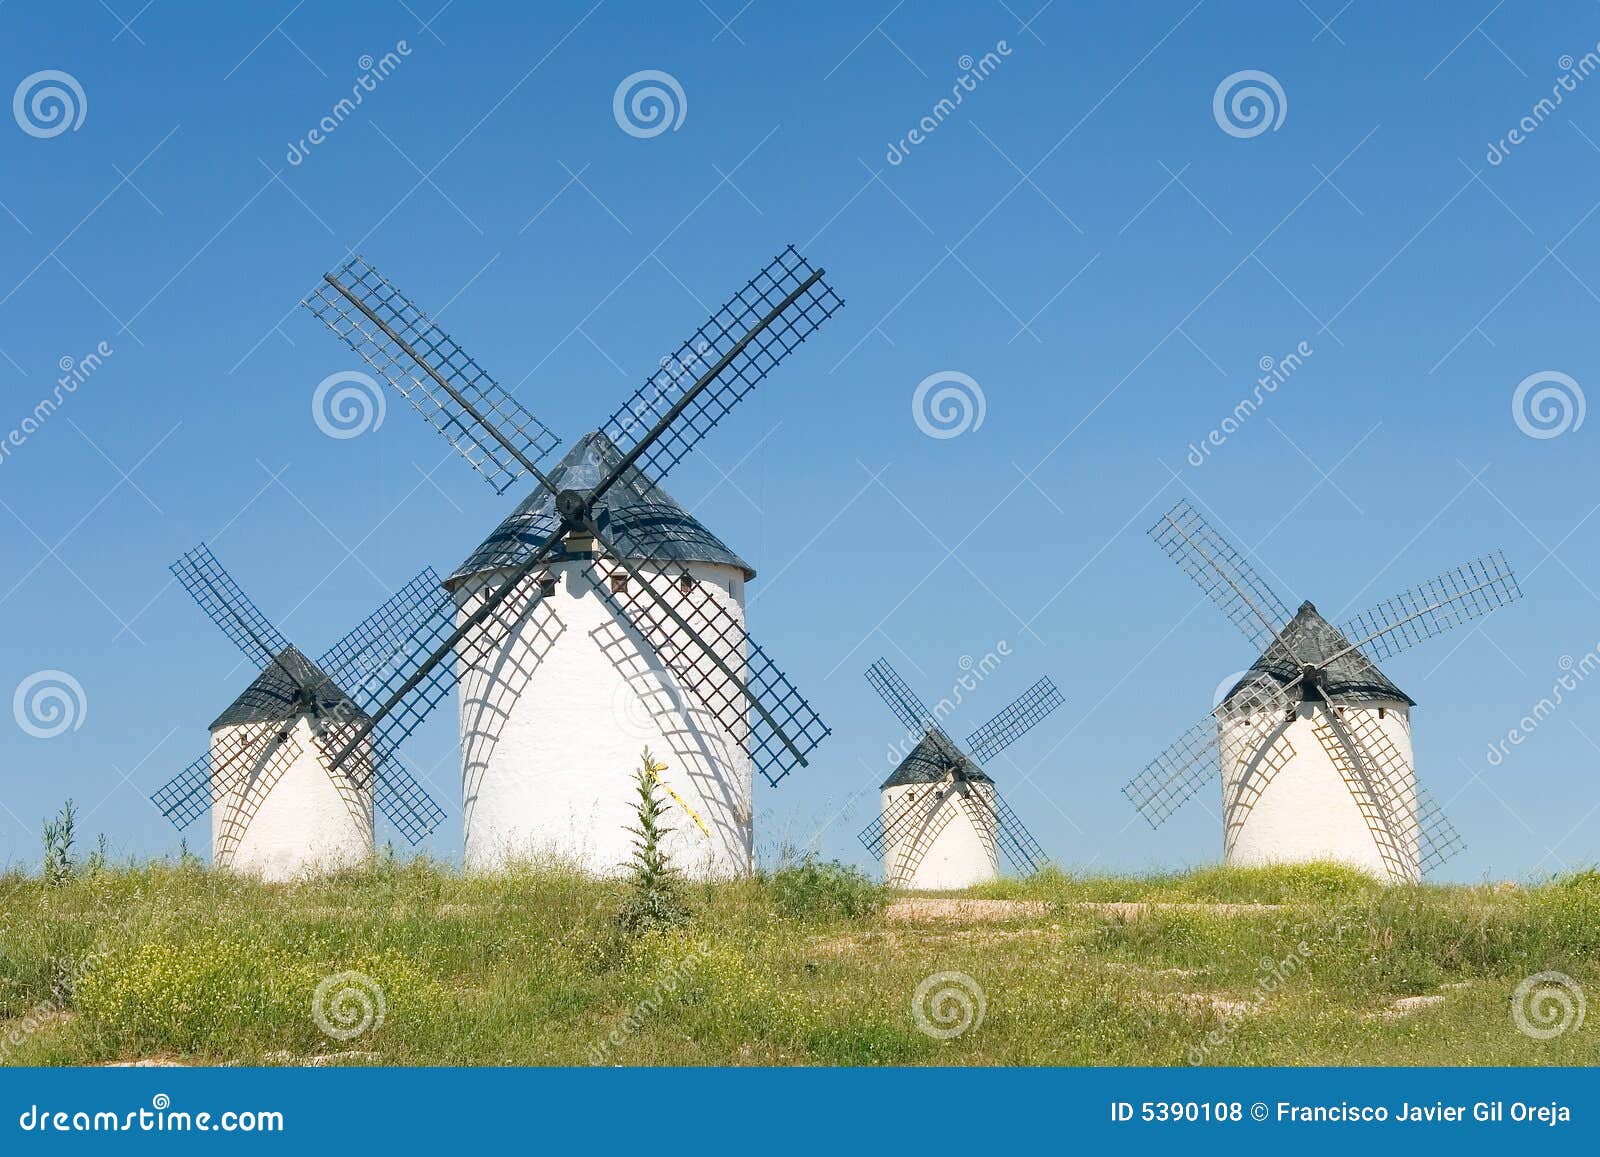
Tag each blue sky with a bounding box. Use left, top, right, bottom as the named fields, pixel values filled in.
left=3, top=0, right=1599, bottom=882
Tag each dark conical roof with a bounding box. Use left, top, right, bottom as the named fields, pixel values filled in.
left=208, top=645, right=368, bottom=730
left=1223, top=600, right=1414, bottom=708
left=445, top=430, right=754, bottom=586
left=880, top=730, right=994, bottom=789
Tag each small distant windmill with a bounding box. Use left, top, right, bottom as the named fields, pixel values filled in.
left=1124, top=499, right=1523, bottom=883
left=858, top=658, right=1064, bottom=888
left=304, top=247, right=842, bottom=876
left=151, top=544, right=455, bottom=880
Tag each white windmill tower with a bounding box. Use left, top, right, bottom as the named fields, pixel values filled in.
left=304, top=248, right=843, bottom=879
left=153, top=546, right=457, bottom=880
left=443, top=432, right=761, bottom=876
left=1124, top=500, right=1522, bottom=883
left=858, top=658, right=1064, bottom=888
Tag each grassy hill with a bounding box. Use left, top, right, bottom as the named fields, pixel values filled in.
left=2, top=858, right=1597, bottom=1066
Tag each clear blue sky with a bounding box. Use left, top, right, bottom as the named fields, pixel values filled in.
left=3, top=1, right=1598, bottom=882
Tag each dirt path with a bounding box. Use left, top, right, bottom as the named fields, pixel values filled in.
left=885, top=898, right=1287, bottom=922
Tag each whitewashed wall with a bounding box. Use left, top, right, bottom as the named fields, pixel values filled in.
left=453, top=556, right=753, bottom=879
left=209, top=714, right=374, bottom=881
left=1219, top=700, right=1419, bottom=883
left=880, top=781, right=999, bottom=889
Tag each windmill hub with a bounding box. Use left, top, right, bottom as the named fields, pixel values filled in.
left=554, top=488, right=591, bottom=527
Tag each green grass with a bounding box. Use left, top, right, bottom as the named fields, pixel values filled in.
left=1, top=858, right=1597, bottom=1066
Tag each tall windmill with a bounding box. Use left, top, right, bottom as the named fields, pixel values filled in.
left=858, top=658, right=1063, bottom=888
left=305, top=247, right=842, bottom=876
left=151, top=545, right=455, bottom=880
left=1124, top=499, right=1522, bottom=883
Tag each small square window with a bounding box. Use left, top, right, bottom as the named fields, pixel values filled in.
left=610, top=574, right=629, bottom=595
left=679, top=573, right=694, bottom=595
left=538, top=577, right=557, bottom=599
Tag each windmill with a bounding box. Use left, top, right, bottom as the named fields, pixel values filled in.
left=304, top=246, right=843, bottom=877
left=1124, top=499, right=1523, bottom=883
left=857, top=657, right=1064, bottom=888
left=150, top=544, right=455, bottom=880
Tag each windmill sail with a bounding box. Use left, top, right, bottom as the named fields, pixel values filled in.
left=965, top=676, right=1065, bottom=764
left=306, top=255, right=561, bottom=493
left=1337, top=551, right=1522, bottom=664
left=588, top=556, right=829, bottom=785
left=602, top=245, right=843, bottom=484
left=1149, top=500, right=1293, bottom=654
